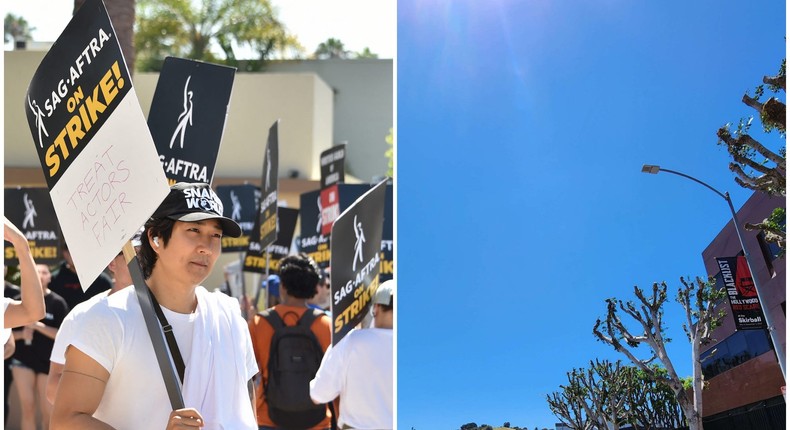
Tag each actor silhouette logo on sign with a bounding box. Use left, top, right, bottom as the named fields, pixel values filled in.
left=169, top=75, right=194, bottom=149
left=231, top=190, right=242, bottom=221
left=23, top=193, right=38, bottom=229
left=27, top=96, right=49, bottom=148
left=352, top=215, right=366, bottom=272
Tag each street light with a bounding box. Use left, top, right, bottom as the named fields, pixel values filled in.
left=642, top=164, right=786, bottom=381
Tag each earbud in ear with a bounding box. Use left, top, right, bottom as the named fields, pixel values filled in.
left=153, top=237, right=160, bottom=248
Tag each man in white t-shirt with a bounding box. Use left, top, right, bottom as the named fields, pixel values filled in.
left=309, top=279, right=395, bottom=430
left=46, top=246, right=136, bottom=404
left=51, top=183, right=259, bottom=430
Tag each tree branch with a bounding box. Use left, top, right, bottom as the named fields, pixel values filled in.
left=764, top=73, right=786, bottom=92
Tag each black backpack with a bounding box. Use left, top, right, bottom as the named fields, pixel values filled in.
left=262, top=308, right=328, bottom=430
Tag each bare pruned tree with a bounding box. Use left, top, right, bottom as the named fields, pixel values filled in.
left=717, top=59, right=786, bottom=253
left=577, top=359, right=630, bottom=430
left=547, top=370, right=596, bottom=430
left=592, top=277, right=726, bottom=430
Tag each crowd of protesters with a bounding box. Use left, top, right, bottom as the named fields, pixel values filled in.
left=4, top=183, right=394, bottom=430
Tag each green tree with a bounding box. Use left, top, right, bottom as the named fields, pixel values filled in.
left=75, top=0, right=136, bottom=74
left=356, top=47, right=378, bottom=59
left=4, top=13, right=35, bottom=47
left=717, top=59, right=786, bottom=253
left=547, top=360, right=630, bottom=430
left=625, top=365, right=686, bottom=430
left=313, top=37, right=349, bottom=59
left=592, top=277, right=726, bottom=430
left=546, top=369, right=595, bottom=430
left=135, top=0, right=303, bottom=72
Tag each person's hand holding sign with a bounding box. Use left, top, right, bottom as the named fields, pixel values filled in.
left=167, top=408, right=204, bottom=429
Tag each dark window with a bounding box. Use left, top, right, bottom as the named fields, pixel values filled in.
left=700, top=330, right=773, bottom=379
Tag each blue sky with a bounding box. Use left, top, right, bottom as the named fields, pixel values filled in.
left=397, top=1, right=785, bottom=429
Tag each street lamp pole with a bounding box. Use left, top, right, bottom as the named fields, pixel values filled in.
left=642, top=164, right=786, bottom=381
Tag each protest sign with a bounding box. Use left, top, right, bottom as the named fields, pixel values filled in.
left=300, top=184, right=393, bottom=276
left=299, top=190, right=331, bottom=268
left=147, top=57, right=236, bottom=185
left=319, top=144, right=346, bottom=235
left=23, top=0, right=169, bottom=289
left=380, top=183, right=394, bottom=282
left=320, top=143, right=346, bottom=188
left=257, top=121, right=280, bottom=249
left=244, top=207, right=299, bottom=274
left=216, top=184, right=260, bottom=252
left=4, top=188, right=62, bottom=265
left=716, top=256, right=767, bottom=330
left=329, top=179, right=387, bottom=345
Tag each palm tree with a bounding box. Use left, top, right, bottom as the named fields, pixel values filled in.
left=314, top=38, right=349, bottom=59
left=135, top=0, right=302, bottom=72
left=355, top=47, right=378, bottom=59
left=74, top=0, right=136, bottom=74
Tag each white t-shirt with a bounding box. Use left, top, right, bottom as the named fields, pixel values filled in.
left=50, top=289, right=112, bottom=365
left=68, top=286, right=258, bottom=430
left=310, top=328, right=394, bottom=430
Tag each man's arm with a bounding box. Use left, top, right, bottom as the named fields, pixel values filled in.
left=309, top=342, right=343, bottom=404
left=50, top=346, right=114, bottom=430
left=46, top=362, right=64, bottom=405
left=4, top=217, right=45, bottom=328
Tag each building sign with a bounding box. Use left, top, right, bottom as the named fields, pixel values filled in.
left=716, top=256, right=767, bottom=330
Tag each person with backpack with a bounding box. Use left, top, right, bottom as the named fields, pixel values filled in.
left=248, top=253, right=333, bottom=430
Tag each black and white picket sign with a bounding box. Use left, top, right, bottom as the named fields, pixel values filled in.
left=4, top=187, right=62, bottom=266
left=329, top=179, right=387, bottom=346
left=148, top=57, right=236, bottom=185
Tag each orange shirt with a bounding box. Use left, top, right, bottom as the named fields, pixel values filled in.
left=248, top=305, right=332, bottom=428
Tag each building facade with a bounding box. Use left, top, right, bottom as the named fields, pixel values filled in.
left=699, top=191, right=785, bottom=429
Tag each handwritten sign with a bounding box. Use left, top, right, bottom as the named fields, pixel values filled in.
left=24, top=0, right=169, bottom=289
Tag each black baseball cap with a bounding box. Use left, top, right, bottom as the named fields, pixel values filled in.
left=151, top=182, right=242, bottom=238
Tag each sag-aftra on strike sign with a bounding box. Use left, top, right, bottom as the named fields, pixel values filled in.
left=24, top=0, right=169, bottom=289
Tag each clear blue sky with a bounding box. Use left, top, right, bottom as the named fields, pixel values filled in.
left=397, top=1, right=785, bottom=429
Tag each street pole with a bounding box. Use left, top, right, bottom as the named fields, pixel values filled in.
left=642, top=164, right=786, bottom=381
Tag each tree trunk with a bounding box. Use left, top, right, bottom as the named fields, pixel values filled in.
left=74, top=0, right=136, bottom=75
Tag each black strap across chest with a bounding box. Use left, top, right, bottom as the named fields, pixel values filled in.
left=148, top=289, right=186, bottom=384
